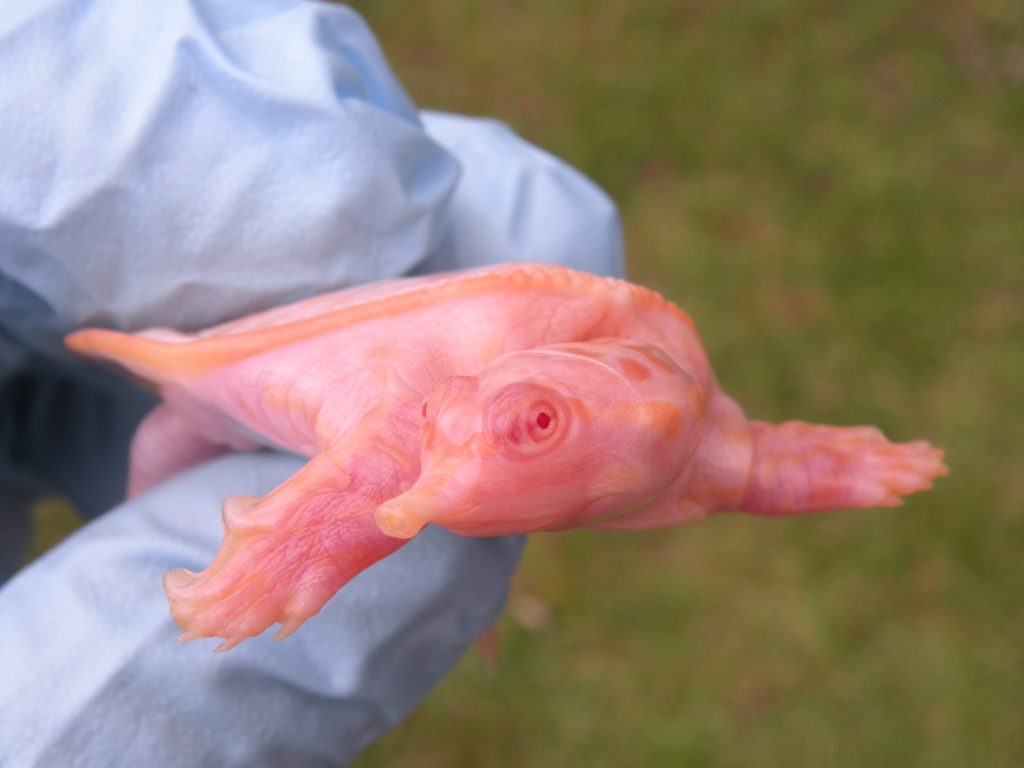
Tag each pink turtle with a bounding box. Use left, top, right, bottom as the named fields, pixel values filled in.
left=66, top=263, right=947, bottom=650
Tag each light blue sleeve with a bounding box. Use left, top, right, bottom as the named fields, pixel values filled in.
left=0, top=2, right=623, bottom=766
left=0, top=454, right=525, bottom=767
left=0, top=0, right=457, bottom=338
left=418, top=111, right=624, bottom=278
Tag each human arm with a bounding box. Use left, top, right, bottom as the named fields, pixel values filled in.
left=0, top=1, right=622, bottom=765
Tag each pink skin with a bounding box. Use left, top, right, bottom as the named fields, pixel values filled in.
left=64, top=264, right=948, bottom=650
left=378, top=343, right=947, bottom=537
left=376, top=340, right=707, bottom=537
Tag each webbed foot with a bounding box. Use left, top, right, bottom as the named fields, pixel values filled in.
left=166, top=450, right=412, bottom=650
left=741, top=421, right=948, bottom=516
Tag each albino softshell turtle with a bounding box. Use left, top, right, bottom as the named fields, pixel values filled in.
left=66, top=263, right=947, bottom=650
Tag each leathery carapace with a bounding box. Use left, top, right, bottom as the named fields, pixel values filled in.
left=66, top=264, right=948, bottom=650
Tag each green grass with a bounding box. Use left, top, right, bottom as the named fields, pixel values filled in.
left=348, top=1, right=1024, bottom=766
left=29, top=1, right=1023, bottom=764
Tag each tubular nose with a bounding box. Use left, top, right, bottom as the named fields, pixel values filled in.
left=375, top=487, right=444, bottom=539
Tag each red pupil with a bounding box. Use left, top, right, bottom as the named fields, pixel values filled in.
left=536, top=412, right=552, bottom=429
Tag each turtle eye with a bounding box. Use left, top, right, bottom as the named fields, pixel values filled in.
left=484, top=383, right=570, bottom=460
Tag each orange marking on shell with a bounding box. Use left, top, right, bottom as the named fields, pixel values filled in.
left=631, top=344, right=678, bottom=373
left=637, top=401, right=686, bottom=439
left=608, top=400, right=685, bottom=441
left=588, top=463, right=645, bottom=498
left=617, top=357, right=652, bottom=381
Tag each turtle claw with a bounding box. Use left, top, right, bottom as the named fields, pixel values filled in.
left=273, top=618, right=306, bottom=642
left=166, top=453, right=411, bottom=650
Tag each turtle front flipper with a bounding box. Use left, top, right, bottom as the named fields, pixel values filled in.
left=166, top=442, right=418, bottom=650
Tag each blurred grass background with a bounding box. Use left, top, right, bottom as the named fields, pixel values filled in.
left=349, top=1, right=1024, bottom=766
left=28, top=1, right=1023, bottom=765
